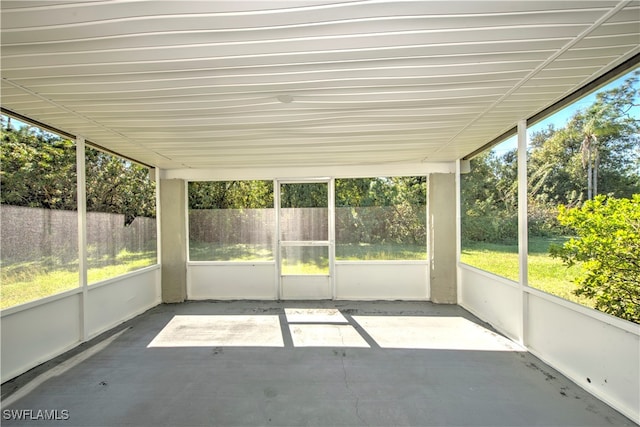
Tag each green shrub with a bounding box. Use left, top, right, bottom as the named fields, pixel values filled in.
left=550, top=195, right=640, bottom=323
left=461, top=199, right=517, bottom=244
left=527, top=199, right=569, bottom=238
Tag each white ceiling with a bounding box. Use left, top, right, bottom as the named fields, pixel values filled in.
left=2, top=0, right=639, bottom=171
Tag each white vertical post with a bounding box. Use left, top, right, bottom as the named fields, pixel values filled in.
left=517, top=119, right=529, bottom=346
left=454, top=163, right=462, bottom=303
left=427, top=175, right=434, bottom=300
left=328, top=178, right=336, bottom=299
left=182, top=179, right=189, bottom=298
left=76, top=136, right=88, bottom=342
left=274, top=180, right=281, bottom=300
left=425, top=174, right=431, bottom=301
left=155, top=168, right=162, bottom=299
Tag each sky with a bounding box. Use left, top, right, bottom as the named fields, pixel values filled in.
left=492, top=66, right=639, bottom=155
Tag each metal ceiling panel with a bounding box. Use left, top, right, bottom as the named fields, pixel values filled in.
left=2, top=0, right=638, bottom=171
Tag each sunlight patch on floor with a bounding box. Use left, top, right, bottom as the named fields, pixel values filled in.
left=285, top=308, right=348, bottom=323
left=353, top=316, right=524, bottom=351
left=290, top=324, right=370, bottom=347
left=147, top=315, right=284, bottom=347
left=147, top=312, right=523, bottom=352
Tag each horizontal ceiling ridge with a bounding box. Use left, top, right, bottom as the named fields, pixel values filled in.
left=110, top=118, right=467, bottom=130
left=14, top=79, right=519, bottom=95
left=4, top=72, right=532, bottom=99
left=2, top=25, right=591, bottom=60
left=1, top=2, right=612, bottom=32
left=9, top=24, right=594, bottom=49
left=3, top=49, right=559, bottom=81
left=1, top=37, right=576, bottom=71
left=18, top=65, right=538, bottom=92
left=2, top=8, right=613, bottom=46
left=0, top=0, right=379, bottom=26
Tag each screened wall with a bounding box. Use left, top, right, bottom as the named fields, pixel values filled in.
left=457, top=67, right=640, bottom=421
left=459, top=67, right=639, bottom=322
left=187, top=177, right=429, bottom=300
left=1, top=117, right=158, bottom=311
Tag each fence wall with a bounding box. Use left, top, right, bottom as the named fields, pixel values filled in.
left=188, top=206, right=426, bottom=245
left=1, top=205, right=156, bottom=262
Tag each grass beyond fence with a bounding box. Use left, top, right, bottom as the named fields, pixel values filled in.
left=0, top=250, right=156, bottom=309
left=189, top=242, right=427, bottom=262
left=2, top=238, right=588, bottom=310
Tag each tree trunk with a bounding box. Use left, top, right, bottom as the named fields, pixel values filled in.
left=587, top=148, right=593, bottom=200
left=593, top=147, right=599, bottom=198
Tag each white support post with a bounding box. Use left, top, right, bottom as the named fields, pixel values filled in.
left=455, top=162, right=462, bottom=303
left=76, top=136, right=88, bottom=342
left=183, top=179, right=189, bottom=262
left=155, top=168, right=162, bottom=299
left=274, top=180, right=281, bottom=300
left=517, top=119, right=529, bottom=346
left=328, top=178, right=336, bottom=299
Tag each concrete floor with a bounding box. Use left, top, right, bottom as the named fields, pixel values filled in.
left=1, top=300, right=636, bottom=427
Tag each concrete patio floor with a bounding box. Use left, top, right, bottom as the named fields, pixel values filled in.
left=1, top=300, right=635, bottom=427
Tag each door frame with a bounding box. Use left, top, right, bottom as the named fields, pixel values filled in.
left=274, top=178, right=335, bottom=300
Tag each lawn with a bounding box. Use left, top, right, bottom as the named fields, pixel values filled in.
left=460, top=237, right=593, bottom=307
left=2, top=238, right=590, bottom=310
left=336, top=243, right=427, bottom=261
left=189, top=243, right=274, bottom=262
left=189, top=242, right=426, bottom=275
left=1, top=250, right=156, bottom=309
left=188, top=242, right=427, bottom=262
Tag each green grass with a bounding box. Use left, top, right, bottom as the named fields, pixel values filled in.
left=3, top=238, right=591, bottom=309
left=461, top=237, right=593, bottom=307
left=1, top=250, right=156, bottom=309
left=189, top=243, right=274, bottom=261
left=87, top=251, right=157, bottom=285
left=281, top=260, right=329, bottom=275
left=189, top=242, right=427, bottom=262
left=336, top=243, right=426, bottom=260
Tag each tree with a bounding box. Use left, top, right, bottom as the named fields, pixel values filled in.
left=528, top=71, right=640, bottom=205
left=188, top=181, right=273, bottom=209
left=462, top=67, right=639, bottom=244
left=461, top=150, right=518, bottom=243
left=1, top=121, right=77, bottom=210
left=281, top=182, right=327, bottom=208
left=85, top=146, right=156, bottom=224
left=550, top=195, right=640, bottom=323
left=335, top=177, right=426, bottom=246
left=1, top=117, right=156, bottom=223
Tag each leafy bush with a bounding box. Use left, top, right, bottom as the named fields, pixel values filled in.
left=550, top=195, right=640, bottom=323
left=461, top=197, right=517, bottom=243
left=527, top=199, right=570, bottom=238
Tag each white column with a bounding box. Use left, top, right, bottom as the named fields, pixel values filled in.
left=76, top=136, right=88, bottom=341
left=274, top=180, right=281, bottom=300
left=455, top=161, right=462, bottom=302
left=159, top=179, right=187, bottom=302
left=428, top=173, right=457, bottom=304
left=517, top=119, right=529, bottom=345
left=328, top=178, right=336, bottom=299
left=154, top=167, right=162, bottom=298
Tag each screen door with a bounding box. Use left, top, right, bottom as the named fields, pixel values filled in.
left=277, top=180, right=333, bottom=299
